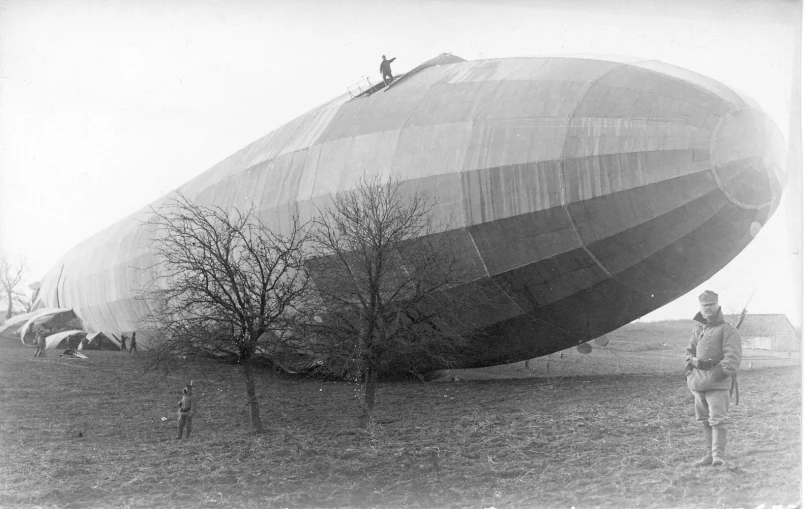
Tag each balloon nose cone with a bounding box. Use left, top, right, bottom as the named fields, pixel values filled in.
left=710, top=104, right=788, bottom=208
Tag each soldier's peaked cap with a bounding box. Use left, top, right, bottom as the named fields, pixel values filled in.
left=699, top=290, right=718, bottom=304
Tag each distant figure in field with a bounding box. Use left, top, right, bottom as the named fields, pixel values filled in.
left=31, top=328, right=39, bottom=357
left=128, top=332, right=137, bottom=354
left=34, top=325, right=48, bottom=357
left=119, top=333, right=127, bottom=351
left=684, top=290, right=742, bottom=468
left=380, top=55, right=396, bottom=86
left=176, top=383, right=196, bottom=440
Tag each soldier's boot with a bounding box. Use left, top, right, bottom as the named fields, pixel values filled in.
left=711, top=427, right=727, bottom=467
left=692, top=423, right=713, bottom=467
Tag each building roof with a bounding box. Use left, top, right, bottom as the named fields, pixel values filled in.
left=726, top=314, right=800, bottom=338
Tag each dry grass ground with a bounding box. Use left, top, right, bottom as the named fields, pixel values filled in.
left=0, top=329, right=800, bottom=509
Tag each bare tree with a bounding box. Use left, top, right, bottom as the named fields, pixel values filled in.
left=0, top=253, right=29, bottom=320
left=140, top=193, right=309, bottom=434
left=304, top=176, right=481, bottom=428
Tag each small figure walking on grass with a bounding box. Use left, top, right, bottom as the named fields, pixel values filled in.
left=684, top=290, right=742, bottom=468
left=128, top=332, right=137, bottom=354
left=176, top=382, right=196, bottom=440
left=33, top=326, right=47, bottom=357
left=33, top=329, right=42, bottom=357
left=119, top=333, right=127, bottom=351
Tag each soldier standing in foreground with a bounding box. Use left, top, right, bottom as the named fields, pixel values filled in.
left=684, top=290, right=742, bottom=467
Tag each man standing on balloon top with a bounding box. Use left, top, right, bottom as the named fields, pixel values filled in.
left=684, top=290, right=742, bottom=467
left=380, top=55, right=396, bottom=86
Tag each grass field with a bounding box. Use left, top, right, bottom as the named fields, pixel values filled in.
left=0, top=325, right=801, bottom=509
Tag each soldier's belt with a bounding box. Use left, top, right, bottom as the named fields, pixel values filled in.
left=694, top=359, right=717, bottom=370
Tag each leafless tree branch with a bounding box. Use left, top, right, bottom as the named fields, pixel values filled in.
left=0, top=253, right=31, bottom=320
left=137, top=193, right=310, bottom=434
left=300, top=175, right=486, bottom=428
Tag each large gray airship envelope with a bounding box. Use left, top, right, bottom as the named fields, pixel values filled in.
left=35, top=54, right=787, bottom=369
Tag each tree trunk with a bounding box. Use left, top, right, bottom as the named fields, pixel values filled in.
left=5, top=289, right=12, bottom=320
left=358, top=362, right=377, bottom=429
left=241, top=358, right=264, bottom=434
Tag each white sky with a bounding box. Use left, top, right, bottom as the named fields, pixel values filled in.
left=0, top=0, right=801, bottom=324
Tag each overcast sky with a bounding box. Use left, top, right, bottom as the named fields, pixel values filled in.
left=0, top=0, right=800, bottom=324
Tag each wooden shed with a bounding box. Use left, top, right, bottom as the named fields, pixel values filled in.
left=734, top=314, right=800, bottom=353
